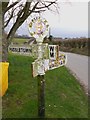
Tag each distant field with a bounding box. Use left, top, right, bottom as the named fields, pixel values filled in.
left=12, top=38, right=88, bottom=56
left=2, top=54, right=88, bottom=118
left=12, top=38, right=30, bottom=44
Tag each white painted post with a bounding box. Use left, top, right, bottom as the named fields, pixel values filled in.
left=28, top=16, right=49, bottom=118
left=37, top=43, right=45, bottom=75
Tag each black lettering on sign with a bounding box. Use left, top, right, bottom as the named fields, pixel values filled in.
left=9, top=47, right=19, bottom=52
left=19, top=48, right=20, bottom=52
left=26, top=48, right=28, bottom=52
left=9, top=47, right=32, bottom=53
left=29, top=49, right=32, bottom=53
left=50, top=46, right=54, bottom=58
left=20, top=48, right=26, bottom=52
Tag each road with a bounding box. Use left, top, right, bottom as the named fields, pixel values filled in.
left=60, top=52, right=88, bottom=93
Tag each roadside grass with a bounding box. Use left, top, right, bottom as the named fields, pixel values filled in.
left=2, top=54, right=88, bottom=118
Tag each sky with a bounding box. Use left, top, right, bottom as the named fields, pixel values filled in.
left=13, top=0, right=89, bottom=38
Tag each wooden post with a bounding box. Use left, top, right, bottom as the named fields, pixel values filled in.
left=37, top=75, right=45, bottom=118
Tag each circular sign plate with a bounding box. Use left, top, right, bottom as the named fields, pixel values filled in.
left=28, top=17, right=49, bottom=43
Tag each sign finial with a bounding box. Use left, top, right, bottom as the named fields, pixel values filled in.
left=28, top=16, right=49, bottom=43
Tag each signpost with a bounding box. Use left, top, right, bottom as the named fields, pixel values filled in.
left=28, top=16, right=67, bottom=118
left=9, top=16, right=67, bottom=118
left=28, top=16, right=49, bottom=118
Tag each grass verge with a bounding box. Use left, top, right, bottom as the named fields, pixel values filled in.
left=2, top=54, right=88, bottom=118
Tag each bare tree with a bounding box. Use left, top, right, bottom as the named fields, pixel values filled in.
left=1, top=0, right=58, bottom=62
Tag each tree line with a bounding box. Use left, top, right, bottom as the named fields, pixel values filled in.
left=59, top=38, right=88, bottom=49
left=49, top=37, right=88, bottom=49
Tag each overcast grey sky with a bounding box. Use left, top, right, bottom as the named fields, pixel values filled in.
left=14, top=0, right=89, bottom=38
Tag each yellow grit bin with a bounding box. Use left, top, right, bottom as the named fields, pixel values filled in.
left=0, top=62, right=9, bottom=96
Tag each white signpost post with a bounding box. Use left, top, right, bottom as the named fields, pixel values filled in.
left=28, top=16, right=49, bottom=117
left=9, top=16, right=67, bottom=118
